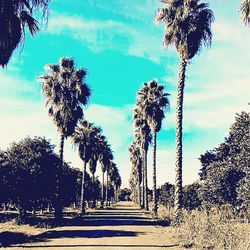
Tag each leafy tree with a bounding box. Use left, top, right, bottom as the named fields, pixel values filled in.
left=156, top=0, right=214, bottom=221
left=158, top=182, right=175, bottom=210
left=199, top=112, right=250, bottom=210
left=118, top=188, right=132, bottom=201
left=137, top=80, right=170, bottom=216
left=183, top=182, right=202, bottom=210
left=40, top=58, right=91, bottom=220
left=0, top=0, right=50, bottom=67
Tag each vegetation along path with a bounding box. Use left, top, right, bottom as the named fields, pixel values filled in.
left=8, top=201, right=184, bottom=250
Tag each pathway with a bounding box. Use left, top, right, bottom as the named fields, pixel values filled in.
left=8, top=201, right=184, bottom=250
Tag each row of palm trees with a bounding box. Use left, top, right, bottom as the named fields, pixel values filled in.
left=129, top=80, right=170, bottom=216
left=129, top=0, right=215, bottom=221
left=39, top=57, right=121, bottom=220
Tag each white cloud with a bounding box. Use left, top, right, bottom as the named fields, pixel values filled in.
left=46, top=13, right=164, bottom=63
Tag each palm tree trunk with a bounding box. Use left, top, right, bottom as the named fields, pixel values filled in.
left=137, top=178, right=140, bottom=206
left=101, top=170, right=105, bottom=208
left=91, top=173, right=96, bottom=208
left=80, top=161, right=87, bottom=215
left=101, top=171, right=105, bottom=208
left=144, top=148, right=149, bottom=211
left=152, top=131, right=157, bottom=216
left=55, top=132, right=64, bottom=221
left=105, top=169, right=109, bottom=207
left=174, top=58, right=187, bottom=222
left=141, top=157, right=145, bottom=208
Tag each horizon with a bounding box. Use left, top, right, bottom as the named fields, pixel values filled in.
left=0, top=0, right=249, bottom=189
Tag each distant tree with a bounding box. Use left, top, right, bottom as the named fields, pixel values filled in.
left=156, top=0, right=214, bottom=222
left=119, top=188, right=132, bottom=201
left=0, top=150, right=12, bottom=208
left=158, top=182, right=175, bottom=210
left=133, top=107, right=152, bottom=211
left=0, top=0, right=50, bottom=67
left=40, top=58, right=91, bottom=220
left=137, top=80, right=170, bottom=216
left=129, top=141, right=142, bottom=206
left=99, top=141, right=113, bottom=208
left=183, top=182, right=202, bottom=210
left=72, top=120, right=101, bottom=214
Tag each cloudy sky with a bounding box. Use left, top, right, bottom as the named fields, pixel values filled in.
left=0, top=0, right=249, bottom=188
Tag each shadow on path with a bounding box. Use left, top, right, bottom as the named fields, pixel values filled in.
left=1, top=202, right=172, bottom=248
left=11, top=244, right=178, bottom=248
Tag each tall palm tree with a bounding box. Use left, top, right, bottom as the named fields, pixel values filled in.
left=99, top=141, right=113, bottom=208
left=113, top=172, right=122, bottom=203
left=40, top=58, right=91, bottom=220
left=106, top=161, right=116, bottom=206
left=89, top=157, right=98, bottom=208
left=240, top=0, right=250, bottom=26
left=156, top=0, right=214, bottom=221
left=72, top=120, right=102, bottom=215
left=109, top=163, right=121, bottom=204
left=129, top=141, right=142, bottom=206
left=0, top=0, right=50, bottom=67
left=134, top=107, right=152, bottom=211
left=138, top=80, right=170, bottom=216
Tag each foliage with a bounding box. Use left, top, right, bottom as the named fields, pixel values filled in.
left=177, top=208, right=250, bottom=250
left=199, top=112, right=250, bottom=209
left=156, top=0, right=214, bottom=61
left=118, top=188, right=132, bottom=201
left=137, top=80, right=170, bottom=133
left=240, top=0, right=250, bottom=26
left=40, top=58, right=91, bottom=138
left=0, top=137, right=87, bottom=215
left=158, top=182, right=175, bottom=208
left=0, top=0, right=50, bottom=67
left=183, top=182, right=202, bottom=210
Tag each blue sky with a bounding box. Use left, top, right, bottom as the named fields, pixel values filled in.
left=0, top=0, right=249, bottom=188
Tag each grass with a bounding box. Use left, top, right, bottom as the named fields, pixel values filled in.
left=156, top=204, right=250, bottom=250
left=177, top=208, right=250, bottom=250
left=0, top=220, right=47, bottom=247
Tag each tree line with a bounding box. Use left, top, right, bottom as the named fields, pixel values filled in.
left=0, top=135, right=121, bottom=219
left=151, top=111, right=250, bottom=215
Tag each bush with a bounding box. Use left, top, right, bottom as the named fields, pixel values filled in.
left=177, top=207, right=250, bottom=250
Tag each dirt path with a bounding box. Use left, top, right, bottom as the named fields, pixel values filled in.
left=8, top=201, right=184, bottom=250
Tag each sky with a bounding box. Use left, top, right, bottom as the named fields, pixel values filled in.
left=0, top=0, right=249, bottom=188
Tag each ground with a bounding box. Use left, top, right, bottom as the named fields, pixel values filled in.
left=0, top=201, right=184, bottom=250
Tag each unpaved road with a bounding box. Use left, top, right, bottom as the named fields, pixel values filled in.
left=8, top=202, right=184, bottom=250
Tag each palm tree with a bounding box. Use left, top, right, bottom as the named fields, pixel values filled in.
left=106, top=161, right=116, bottom=206
left=40, top=58, right=91, bottom=220
left=89, top=157, right=98, bottom=208
left=109, top=164, right=121, bottom=204
left=240, top=0, right=250, bottom=26
left=156, top=0, right=214, bottom=221
left=0, top=0, right=50, bottom=67
left=99, top=141, right=113, bottom=208
left=138, top=80, right=170, bottom=216
left=134, top=107, right=152, bottom=211
left=113, top=172, right=122, bottom=203
left=129, top=141, right=142, bottom=206
left=72, top=120, right=102, bottom=215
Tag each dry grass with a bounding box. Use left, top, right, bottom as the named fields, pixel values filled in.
left=177, top=208, right=250, bottom=250
left=0, top=220, right=46, bottom=236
